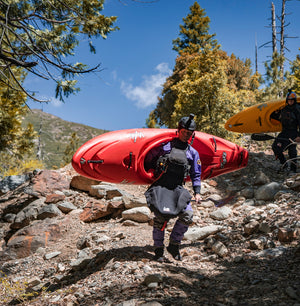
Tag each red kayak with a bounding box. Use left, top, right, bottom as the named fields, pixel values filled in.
left=72, top=129, right=248, bottom=184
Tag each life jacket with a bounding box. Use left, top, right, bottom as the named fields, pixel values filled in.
left=155, top=140, right=191, bottom=188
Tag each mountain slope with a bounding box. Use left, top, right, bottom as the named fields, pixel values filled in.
left=23, top=109, right=108, bottom=169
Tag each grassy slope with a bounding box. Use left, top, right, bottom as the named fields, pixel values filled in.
left=22, top=109, right=109, bottom=169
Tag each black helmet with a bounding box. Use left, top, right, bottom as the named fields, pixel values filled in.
left=286, top=91, right=297, bottom=104
left=178, top=113, right=196, bottom=131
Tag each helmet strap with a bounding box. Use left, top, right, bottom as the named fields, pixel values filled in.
left=190, top=132, right=195, bottom=145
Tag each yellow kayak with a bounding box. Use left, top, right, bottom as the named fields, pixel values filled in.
left=225, top=98, right=300, bottom=133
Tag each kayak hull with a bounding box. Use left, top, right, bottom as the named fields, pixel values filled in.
left=225, top=98, right=300, bottom=134
left=72, top=128, right=248, bottom=184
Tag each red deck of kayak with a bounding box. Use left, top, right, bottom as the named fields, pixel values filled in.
left=72, top=129, right=248, bottom=185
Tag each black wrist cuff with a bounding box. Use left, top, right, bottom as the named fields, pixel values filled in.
left=193, top=185, right=200, bottom=194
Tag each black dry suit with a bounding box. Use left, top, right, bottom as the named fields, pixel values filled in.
left=272, top=103, right=300, bottom=170
left=145, top=139, right=192, bottom=217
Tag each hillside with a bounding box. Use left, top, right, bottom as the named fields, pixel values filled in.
left=0, top=152, right=299, bottom=305
left=23, top=109, right=108, bottom=169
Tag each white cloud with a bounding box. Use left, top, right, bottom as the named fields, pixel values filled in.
left=121, top=63, right=172, bottom=108
left=30, top=95, right=63, bottom=107
left=50, top=97, right=63, bottom=107
left=111, top=70, right=118, bottom=81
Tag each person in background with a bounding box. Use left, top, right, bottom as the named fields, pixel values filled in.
left=271, top=91, right=300, bottom=173
left=144, top=114, right=201, bottom=261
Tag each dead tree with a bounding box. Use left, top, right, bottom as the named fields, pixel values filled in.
left=272, top=2, right=277, bottom=54
left=279, top=0, right=286, bottom=80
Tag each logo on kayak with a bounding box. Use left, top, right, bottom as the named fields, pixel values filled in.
left=257, top=103, right=268, bottom=111
left=220, top=152, right=227, bottom=168
left=120, top=179, right=135, bottom=184
left=127, top=131, right=144, bottom=143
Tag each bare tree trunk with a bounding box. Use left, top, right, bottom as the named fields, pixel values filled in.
left=280, top=0, right=286, bottom=80
left=272, top=2, right=277, bottom=54
left=255, top=33, right=258, bottom=73
left=36, top=110, right=43, bottom=161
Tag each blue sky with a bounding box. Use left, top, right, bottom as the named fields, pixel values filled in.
left=25, top=0, right=300, bottom=131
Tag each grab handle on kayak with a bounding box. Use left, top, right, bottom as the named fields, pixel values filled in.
left=258, top=116, right=262, bottom=126
left=88, top=159, right=104, bottom=164
left=213, top=137, right=217, bottom=152
left=127, top=152, right=133, bottom=170
left=238, top=151, right=245, bottom=167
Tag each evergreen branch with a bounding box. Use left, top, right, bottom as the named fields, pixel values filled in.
left=1, top=19, right=100, bottom=74
left=7, top=65, right=50, bottom=103
left=0, top=51, right=37, bottom=68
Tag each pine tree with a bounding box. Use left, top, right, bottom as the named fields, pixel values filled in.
left=172, top=1, right=218, bottom=55
left=170, top=49, right=255, bottom=139
left=151, top=53, right=196, bottom=127
left=0, top=66, right=41, bottom=177
left=148, top=49, right=258, bottom=139
left=291, top=53, right=300, bottom=94
left=0, top=68, right=36, bottom=156
left=148, top=2, right=219, bottom=128
left=147, top=2, right=260, bottom=141
left=260, top=1, right=298, bottom=99
left=263, top=52, right=293, bottom=100
left=0, top=0, right=118, bottom=102
left=62, top=132, right=80, bottom=166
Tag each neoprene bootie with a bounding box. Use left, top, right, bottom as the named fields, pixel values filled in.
left=167, top=243, right=182, bottom=261
left=153, top=247, right=164, bottom=262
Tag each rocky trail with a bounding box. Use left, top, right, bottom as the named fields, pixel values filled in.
left=0, top=149, right=299, bottom=306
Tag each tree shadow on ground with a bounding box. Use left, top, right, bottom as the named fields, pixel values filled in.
left=9, top=241, right=296, bottom=306
left=73, top=244, right=299, bottom=306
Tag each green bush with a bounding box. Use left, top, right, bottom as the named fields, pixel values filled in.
left=0, top=154, right=44, bottom=179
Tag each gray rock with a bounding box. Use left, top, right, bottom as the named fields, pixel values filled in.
left=26, top=276, right=41, bottom=288
left=95, top=235, right=111, bottom=244
left=141, top=302, right=163, bottom=306
left=142, top=274, right=163, bottom=286
left=57, top=201, right=77, bottom=213
left=256, top=246, right=288, bottom=258
left=89, top=184, right=128, bottom=200
left=285, top=286, right=299, bottom=300
left=11, top=198, right=45, bottom=229
left=123, top=196, right=147, bottom=209
left=240, top=187, right=254, bottom=199
left=184, top=225, right=223, bottom=241
left=116, top=299, right=139, bottom=306
left=0, top=174, right=30, bottom=194
left=37, top=204, right=63, bottom=219
left=211, top=240, right=228, bottom=257
left=205, top=193, right=222, bottom=201
left=254, top=182, right=281, bottom=201
left=254, top=171, right=270, bottom=185
left=76, top=236, right=91, bottom=250
left=258, top=222, right=272, bottom=233
left=70, top=254, right=92, bottom=271
left=122, top=207, right=151, bottom=223
left=244, top=199, right=256, bottom=206
left=3, top=213, right=16, bottom=223
left=210, top=206, right=232, bottom=220
left=244, top=220, right=259, bottom=235
left=44, top=251, right=61, bottom=260
left=200, top=199, right=215, bottom=208
left=249, top=238, right=264, bottom=250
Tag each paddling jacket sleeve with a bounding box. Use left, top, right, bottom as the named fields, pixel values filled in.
left=182, top=144, right=201, bottom=194
left=144, top=141, right=201, bottom=193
